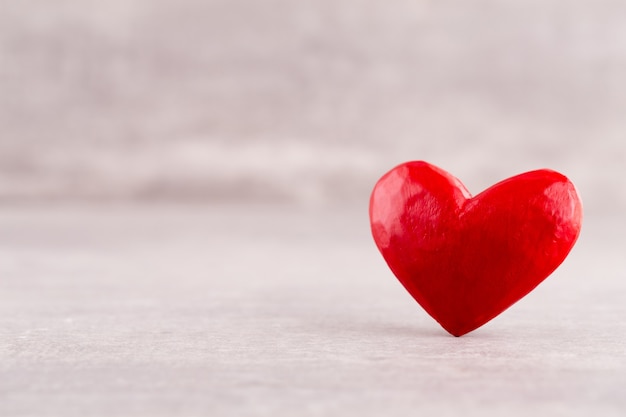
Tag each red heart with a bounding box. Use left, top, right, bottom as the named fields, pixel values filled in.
left=369, top=161, right=582, bottom=337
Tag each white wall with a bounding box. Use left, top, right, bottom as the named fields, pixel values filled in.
left=1, top=0, right=624, bottom=215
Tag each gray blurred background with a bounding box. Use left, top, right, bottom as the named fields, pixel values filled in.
left=2, top=2, right=626, bottom=416
left=1, top=0, right=625, bottom=213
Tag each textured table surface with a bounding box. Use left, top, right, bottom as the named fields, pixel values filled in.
left=2, top=1, right=626, bottom=415
left=0, top=204, right=624, bottom=416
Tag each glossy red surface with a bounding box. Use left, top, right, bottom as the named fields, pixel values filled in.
left=369, top=161, right=583, bottom=336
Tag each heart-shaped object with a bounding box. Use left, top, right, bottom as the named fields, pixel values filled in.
left=369, top=161, right=582, bottom=336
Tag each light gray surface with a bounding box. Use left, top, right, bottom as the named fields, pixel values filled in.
left=2, top=1, right=626, bottom=415
left=0, top=205, right=624, bottom=416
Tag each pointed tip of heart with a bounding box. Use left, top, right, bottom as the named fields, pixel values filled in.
left=440, top=323, right=476, bottom=337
